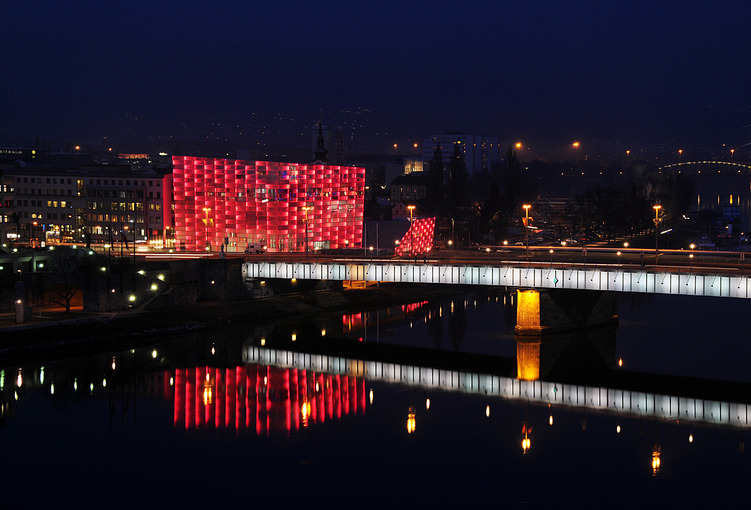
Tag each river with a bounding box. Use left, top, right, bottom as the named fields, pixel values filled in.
left=0, top=288, right=749, bottom=508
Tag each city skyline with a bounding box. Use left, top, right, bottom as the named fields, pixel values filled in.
left=2, top=0, right=750, bottom=161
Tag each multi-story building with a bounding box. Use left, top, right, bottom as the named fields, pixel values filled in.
left=403, top=158, right=424, bottom=175
left=423, top=132, right=499, bottom=174
left=81, top=166, right=173, bottom=247
left=390, top=174, right=430, bottom=203
left=0, top=168, right=15, bottom=243
left=3, top=165, right=172, bottom=247
left=172, top=156, right=365, bottom=252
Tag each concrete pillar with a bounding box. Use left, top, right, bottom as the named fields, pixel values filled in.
left=516, top=289, right=543, bottom=335
left=516, top=338, right=541, bottom=380
left=515, top=288, right=618, bottom=336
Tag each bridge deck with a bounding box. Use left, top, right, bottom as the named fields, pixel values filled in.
left=246, top=345, right=750, bottom=428
left=243, top=259, right=751, bottom=299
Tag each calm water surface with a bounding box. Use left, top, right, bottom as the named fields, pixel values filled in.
left=1, top=289, right=749, bottom=508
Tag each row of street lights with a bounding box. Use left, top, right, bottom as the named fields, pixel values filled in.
left=521, top=203, right=665, bottom=265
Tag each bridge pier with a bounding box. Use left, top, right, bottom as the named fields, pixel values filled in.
left=515, top=288, right=618, bottom=380
left=515, top=289, right=618, bottom=336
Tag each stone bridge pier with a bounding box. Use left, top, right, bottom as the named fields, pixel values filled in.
left=515, top=288, right=618, bottom=336
left=515, top=289, right=618, bottom=380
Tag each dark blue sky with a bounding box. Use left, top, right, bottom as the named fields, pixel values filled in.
left=2, top=0, right=750, bottom=159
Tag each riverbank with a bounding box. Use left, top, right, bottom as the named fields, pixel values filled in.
left=0, top=283, right=468, bottom=365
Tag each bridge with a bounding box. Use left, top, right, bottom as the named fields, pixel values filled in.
left=245, top=344, right=750, bottom=430
left=243, top=255, right=751, bottom=299
left=660, top=160, right=751, bottom=174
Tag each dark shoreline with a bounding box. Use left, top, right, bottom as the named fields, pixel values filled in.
left=0, top=283, right=469, bottom=366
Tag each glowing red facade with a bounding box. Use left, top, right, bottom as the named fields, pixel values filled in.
left=172, top=156, right=365, bottom=252
left=172, top=365, right=366, bottom=433
left=394, top=217, right=436, bottom=256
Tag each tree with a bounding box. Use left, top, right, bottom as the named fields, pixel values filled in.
left=43, top=247, right=94, bottom=312
left=430, top=143, right=446, bottom=216
left=449, top=142, right=468, bottom=220
left=502, top=145, right=522, bottom=216
left=647, top=171, right=695, bottom=224
left=479, top=181, right=502, bottom=236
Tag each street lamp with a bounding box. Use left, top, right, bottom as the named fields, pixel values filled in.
left=202, top=207, right=211, bottom=252
left=690, top=243, right=695, bottom=271
left=523, top=204, right=531, bottom=262
left=653, top=205, right=662, bottom=264
left=302, top=206, right=312, bottom=255
left=407, top=205, right=416, bottom=259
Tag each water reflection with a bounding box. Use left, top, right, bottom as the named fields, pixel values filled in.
left=2, top=286, right=751, bottom=501
left=173, top=365, right=365, bottom=433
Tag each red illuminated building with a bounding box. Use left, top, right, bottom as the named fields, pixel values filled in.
left=172, top=156, right=365, bottom=252
left=394, top=217, right=436, bottom=256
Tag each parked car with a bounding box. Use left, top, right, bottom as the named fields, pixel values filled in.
left=245, top=243, right=266, bottom=254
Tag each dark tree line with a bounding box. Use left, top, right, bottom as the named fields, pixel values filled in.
left=430, top=143, right=470, bottom=223
left=569, top=171, right=695, bottom=240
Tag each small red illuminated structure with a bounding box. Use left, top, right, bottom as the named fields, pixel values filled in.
left=394, top=217, right=436, bottom=256
left=172, top=156, right=365, bottom=252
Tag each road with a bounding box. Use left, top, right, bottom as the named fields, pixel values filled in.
left=132, top=244, right=751, bottom=277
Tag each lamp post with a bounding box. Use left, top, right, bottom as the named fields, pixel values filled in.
left=451, top=218, right=455, bottom=249
left=523, top=204, right=531, bottom=262
left=302, top=206, right=311, bottom=257
left=407, top=205, right=416, bottom=259
left=690, top=243, right=695, bottom=272
left=653, top=205, right=662, bottom=264
left=202, top=207, right=211, bottom=252
left=132, top=223, right=136, bottom=291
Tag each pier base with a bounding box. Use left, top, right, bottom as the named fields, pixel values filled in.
left=515, top=289, right=618, bottom=336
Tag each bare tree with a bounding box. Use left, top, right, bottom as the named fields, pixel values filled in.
left=44, top=247, right=88, bottom=313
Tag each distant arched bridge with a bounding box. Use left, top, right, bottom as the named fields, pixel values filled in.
left=660, top=160, right=751, bottom=175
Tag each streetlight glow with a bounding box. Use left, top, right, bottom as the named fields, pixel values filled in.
left=523, top=204, right=531, bottom=261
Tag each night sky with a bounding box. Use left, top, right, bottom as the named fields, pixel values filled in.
left=2, top=0, right=751, bottom=160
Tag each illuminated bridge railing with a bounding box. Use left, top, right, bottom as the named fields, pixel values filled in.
left=244, top=346, right=750, bottom=428
left=243, top=260, right=751, bottom=299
